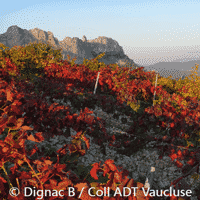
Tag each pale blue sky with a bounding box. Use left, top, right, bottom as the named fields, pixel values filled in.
left=1, top=0, right=200, bottom=66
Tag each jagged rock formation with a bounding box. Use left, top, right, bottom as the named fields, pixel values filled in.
left=0, top=25, right=141, bottom=68
left=82, top=35, right=87, bottom=42
left=29, top=28, right=60, bottom=49
left=0, top=26, right=38, bottom=48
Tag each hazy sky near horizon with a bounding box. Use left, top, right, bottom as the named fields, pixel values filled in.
left=1, top=0, right=200, bottom=66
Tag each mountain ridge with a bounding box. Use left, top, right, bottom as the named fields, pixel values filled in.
left=0, top=25, right=142, bottom=69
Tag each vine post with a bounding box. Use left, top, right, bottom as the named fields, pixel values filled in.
left=153, top=70, right=158, bottom=106
left=94, top=72, right=100, bottom=94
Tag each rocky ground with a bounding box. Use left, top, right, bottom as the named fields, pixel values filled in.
left=18, top=95, right=200, bottom=200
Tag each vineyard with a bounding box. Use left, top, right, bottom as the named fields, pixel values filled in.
left=0, top=41, right=200, bottom=200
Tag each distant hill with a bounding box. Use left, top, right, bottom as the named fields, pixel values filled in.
left=142, top=60, right=200, bottom=80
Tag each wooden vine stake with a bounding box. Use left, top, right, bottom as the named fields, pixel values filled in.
left=144, top=167, right=155, bottom=189
left=153, top=70, right=158, bottom=106
left=94, top=72, right=100, bottom=94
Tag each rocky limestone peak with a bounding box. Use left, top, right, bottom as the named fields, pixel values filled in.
left=60, top=36, right=88, bottom=56
left=0, top=25, right=140, bottom=69
left=87, top=36, right=124, bottom=54
left=6, top=25, right=23, bottom=35
left=61, top=37, right=73, bottom=43
left=28, top=28, right=60, bottom=48
left=47, top=31, right=53, bottom=35
left=88, top=36, right=109, bottom=45
left=5, top=25, right=28, bottom=41
left=0, top=25, right=38, bottom=49
left=29, top=28, right=48, bottom=41
left=82, top=35, right=87, bottom=42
